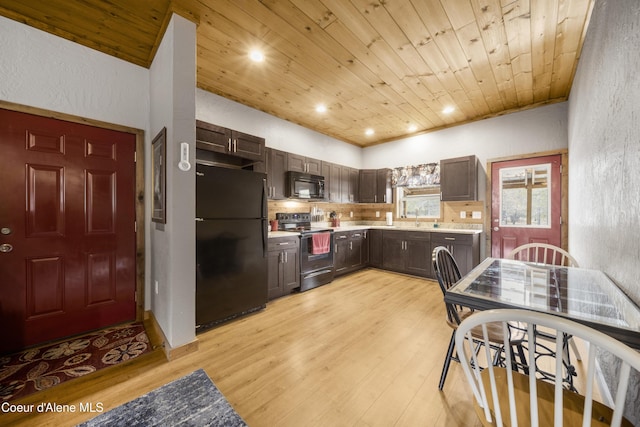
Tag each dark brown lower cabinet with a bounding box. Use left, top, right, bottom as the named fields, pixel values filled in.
left=368, top=229, right=383, bottom=268
left=382, top=230, right=432, bottom=278
left=267, top=236, right=300, bottom=300
left=430, top=233, right=480, bottom=277
left=334, top=230, right=368, bottom=276
left=267, top=231, right=479, bottom=298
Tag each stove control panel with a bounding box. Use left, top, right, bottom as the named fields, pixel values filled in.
left=275, top=212, right=311, bottom=223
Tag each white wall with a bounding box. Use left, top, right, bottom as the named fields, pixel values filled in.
left=149, top=15, right=197, bottom=350
left=363, top=103, right=567, bottom=169
left=363, top=102, right=568, bottom=199
left=197, top=89, right=363, bottom=169
left=0, top=15, right=149, bottom=130
left=196, top=89, right=568, bottom=203
left=568, top=1, right=640, bottom=423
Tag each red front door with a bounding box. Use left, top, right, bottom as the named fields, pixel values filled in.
left=0, top=109, right=137, bottom=354
left=490, top=154, right=563, bottom=258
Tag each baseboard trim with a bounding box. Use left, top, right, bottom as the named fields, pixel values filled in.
left=144, top=310, right=199, bottom=361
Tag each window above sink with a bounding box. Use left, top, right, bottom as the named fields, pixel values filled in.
left=396, top=186, right=441, bottom=219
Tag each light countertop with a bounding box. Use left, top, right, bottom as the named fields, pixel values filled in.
left=268, top=224, right=482, bottom=238
left=331, top=225, right=482, bottom=234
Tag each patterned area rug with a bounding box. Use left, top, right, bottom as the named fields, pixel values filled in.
left=78, top=369, right=247, bottom=427
left=0, top=322, right=151, bottom=401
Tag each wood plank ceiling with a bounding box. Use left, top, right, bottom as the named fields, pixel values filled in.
left=0, top=0, right=594, bottom=147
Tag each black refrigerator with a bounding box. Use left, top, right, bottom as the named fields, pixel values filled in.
left=195, top=164, right=268, bottom=331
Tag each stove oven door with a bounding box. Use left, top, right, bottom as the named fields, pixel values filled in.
left=300, top=232, right=334, bottom=273
left=299, top=232, right=334, bottom=291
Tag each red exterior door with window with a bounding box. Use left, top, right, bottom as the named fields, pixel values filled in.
left=491, top=154, right=563, bottom=258
left=0, top=109, right=137, bottom=354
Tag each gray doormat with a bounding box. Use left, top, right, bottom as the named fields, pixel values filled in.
left=78, top=369, right=247, bottom=426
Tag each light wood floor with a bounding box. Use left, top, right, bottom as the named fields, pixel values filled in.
left=2, top=269, right=592, bottom=426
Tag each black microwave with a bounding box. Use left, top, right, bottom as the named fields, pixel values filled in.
left=286, top=171, right=325, bottom=199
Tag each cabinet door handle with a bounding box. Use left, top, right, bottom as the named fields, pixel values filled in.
left=445, top=237, right=455, bottom=241
left=228, top=138, right=232, bottom=152
left=277, top=242, right=290, bottom=246
left=335, top=244, right=338, bottom=253
left=234, top=139, right=238, bottom=152
left=383, top=194, right=386, bottom=203
left=349, top=241, right=353, bottom=250
left=284, top=251, right=288, bottom=263
left=374, top=195, right=377, bottom=203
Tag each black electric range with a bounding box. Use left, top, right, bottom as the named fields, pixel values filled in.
left=275, top=212, right=334, bottom=291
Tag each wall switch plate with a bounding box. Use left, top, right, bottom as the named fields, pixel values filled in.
left=376, top=211, right=380, bottom=217
left=472, top=211, right=482, bottom=219
left=460, top=211, right=466, bottom=219
left=350, top=211, right=353, bottom=218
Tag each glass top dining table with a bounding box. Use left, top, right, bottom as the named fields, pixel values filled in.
left=445, top=257, right=640, bottom=349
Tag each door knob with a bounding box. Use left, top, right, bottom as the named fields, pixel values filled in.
left=1, top=227, right=11, bottom=235
left=493, top=227, right=500, bottom=232
left=0, top=243, right=13, bottom=253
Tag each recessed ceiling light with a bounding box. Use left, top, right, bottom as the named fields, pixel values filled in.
left=249, top=50, right=265, bottom=62
left=442, top=106, right=455, bottom=114
left=365, top=128, right=375, bottom=136
left=316, top=104, right=327, bottom=113
left=408, top=124, right=418, bottom=132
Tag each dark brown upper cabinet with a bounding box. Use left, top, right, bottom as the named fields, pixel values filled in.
left=196, top=120, right=265, bottom=163
left=359, top=169, right=392, bottom=203
left=322, top=162, right=340, bottom=203
left=346, top=167, right=359, bottom=203
left=440, top=155, right=478, bottom=201
left=266, top=148, right=288, bottom=199
left=287, top=153, right=322, bottom=175
left=322, top=162, right=358, bottom=203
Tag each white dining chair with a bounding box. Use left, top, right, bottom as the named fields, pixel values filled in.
left=507, top=243, right=579, bottom=268
left=455, top=309, right=639, bottom=427
left=508, top=243, right=582, bottom=361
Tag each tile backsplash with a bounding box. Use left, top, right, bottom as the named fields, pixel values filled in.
left=268, top=200, right=484, bottom=227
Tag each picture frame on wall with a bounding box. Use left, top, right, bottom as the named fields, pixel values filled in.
left=151, top=127, right=167, bottom=224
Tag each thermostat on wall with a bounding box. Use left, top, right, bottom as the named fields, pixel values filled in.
left=178, top=142, right=191, bottom=171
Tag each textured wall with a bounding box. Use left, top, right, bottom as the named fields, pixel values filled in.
left=149, top=15, right=197, bottom=350
left=362, top=102, right=568, bottom=171
left=197, top=89, right=363, bottom=169
left=0, top=15, right=148, bottom=130
left=362, top=102, right=568, bottom=212
left=568, top=0, right=640, bottom=423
